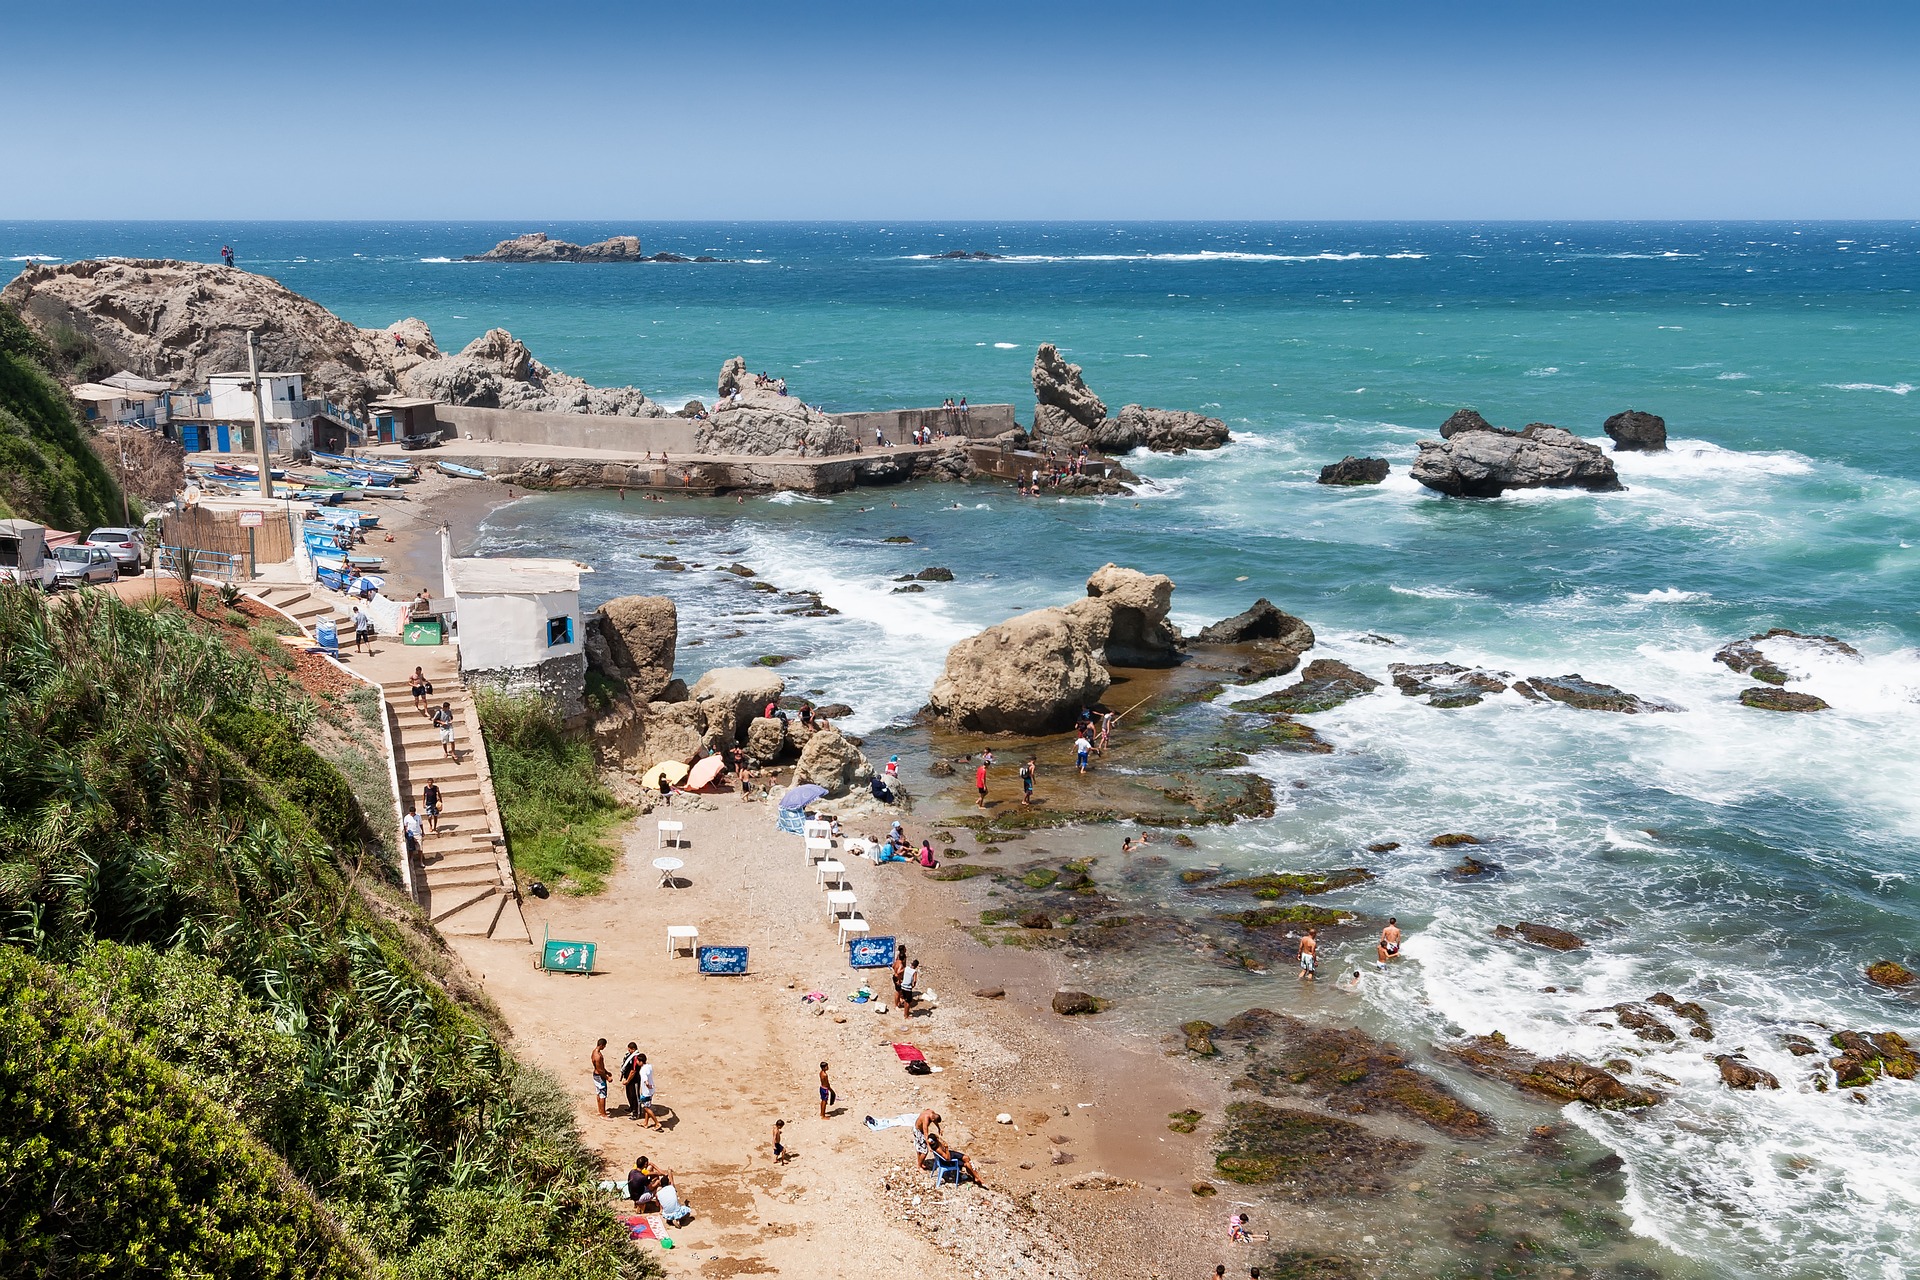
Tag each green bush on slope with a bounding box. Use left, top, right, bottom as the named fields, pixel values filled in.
left=475, top=686, right=627, bottom=894
left=0, top=586, right=653, bottom=1280
left=0, top=300, right=125, bottom=529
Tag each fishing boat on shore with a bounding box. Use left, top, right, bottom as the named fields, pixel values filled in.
left=310, top=451, right=417, bottom=479
left=437, top=461, right=489, bottom=480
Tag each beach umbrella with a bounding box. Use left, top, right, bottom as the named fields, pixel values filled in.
left=641, top=760, right=690, bottom=790
left=780, top=783, right=828, bottom=810
left=685, top=756, right=725, bottom=790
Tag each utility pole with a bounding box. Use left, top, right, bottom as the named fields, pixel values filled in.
left=246, top=329, right=274, bottom=499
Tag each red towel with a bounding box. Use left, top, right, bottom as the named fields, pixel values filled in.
left=892, top=1043, right=926, bottom=1063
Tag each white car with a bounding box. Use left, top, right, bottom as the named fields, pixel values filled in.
left=85, top=527, right=145, bottom=573
left=51, top=544, right=118, bottom=589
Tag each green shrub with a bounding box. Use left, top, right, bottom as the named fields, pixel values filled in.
left=0, top=303, right=126, bottom=528
left=475, top=687, right=627, bottom=894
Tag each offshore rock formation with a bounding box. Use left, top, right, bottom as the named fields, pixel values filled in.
left=464, top=232, right=648, bottom=262
left=1, top=258, right=662, bottom=417
left=694, top=356, right=854, bottom=456
left=1317, top=455, right=1391, bottom=485
left=404, top=328, right=665, bottom=417
left=1603, top=409, right=1668, bottom=452
left=1514, top=673, right=1676, bottom=713
left=1412, top=415, right=1622, bottom=498
left=1030, top=343, right=1229, bottom=453
left=927, top=564, right=1182, bottom=733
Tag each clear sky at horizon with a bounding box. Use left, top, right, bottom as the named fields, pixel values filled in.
left=2, top=0, right=1916, bottom=220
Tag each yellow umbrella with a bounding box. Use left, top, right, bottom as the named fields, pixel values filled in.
left=641, top=760, right=690, bottom=790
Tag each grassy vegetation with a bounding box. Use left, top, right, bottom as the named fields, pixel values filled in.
left=474, top=687, right=628, bottom=894
left=0, top=301, right=127, bottom=528
left=0, top=586, right=654, bottom=1280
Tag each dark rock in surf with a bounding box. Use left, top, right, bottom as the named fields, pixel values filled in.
left=1239, top=660, right=1381, bottom=715
left=1439, top=408, right=1496, bottom=438
left=1515, top=674, right=1676, bottom=713
left=1716, top=1055, right=1780, bottom=1090
left=1317, top=455, right=1391, bottom=486
left=1603, top=409, right=1668, bottom=452
left=1052, top=990, right=1103, bottom=1016
left=1867, top=960, right=1916, bottom=988
left=1389, top=661, right=1512, bottom=708
left=1494, top=922, right=1586, bottom=952
left=916, top=566, right=954, bottom=581
left=1197, top=599, right=1316, bottom=651
left=1740, top=686, right=1828, bottom=712
left=1213, top=1100, right=1423, bottom=1196
left=1444, top=1031, right=1661, bottom=1109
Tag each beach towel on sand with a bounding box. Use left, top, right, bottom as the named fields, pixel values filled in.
left=892, top=1043, right=925, bottom=1062
left=864, top=1112, right=919, bottom=1131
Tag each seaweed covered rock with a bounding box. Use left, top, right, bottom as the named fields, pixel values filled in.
left=1213, top=1100, right=1421, bottom=1196
left=1494, top=922, right=1586, bottom=951
left=1827, top=1030, right=1916, bottom=1087
left=1205, top=868, right=1373, bottom=900
left=1740, top=687, right=1829, bottom=712
left=1716, top=1055, right=1780, bottom=1091
left=1228, top=1010, right=1490, bottom=1137
left=1515, top=673, right=1676, bottom=713
left=1240, top=660, right=1381, bottom=715
left=1052, top=990, right=1103, bottom=1016
left=1445, top=1032, right=1661, bottom=1109
left=1389, top=661, right=1512, bottom=708
left=1867, top=960, right=1915, bottom=988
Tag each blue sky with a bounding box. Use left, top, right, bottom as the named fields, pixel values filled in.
left=2, top=0, right=1915, bottom=219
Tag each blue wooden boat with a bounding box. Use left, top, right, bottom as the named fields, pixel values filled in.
left=324, top=469, right=395, bottom=488
left=436, top=461, right=489, bottom=480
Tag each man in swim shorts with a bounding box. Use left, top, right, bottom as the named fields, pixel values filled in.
left=591, top=1037, right=611, bottom=1118
left=1298, top=928, right=1319, bottom=980
left=1019, top=757, right=1036, bottom=805
left=1378, top=917, right=1402, bottom=968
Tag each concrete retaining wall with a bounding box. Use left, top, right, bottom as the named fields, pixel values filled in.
left=436, top=403, right=698, bottom=453
left=831, top=404, right=1016, bottom=445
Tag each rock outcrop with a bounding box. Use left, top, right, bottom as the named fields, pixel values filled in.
left=1, top=258, right=663, bottom=417
left=1494, top=922, right=1586, bottom=951
left=926, top=563, right=1184, bottom=733
left=1240, top=660, right=1382, bottom=715
left=1197, top=599, right=1314, bottom=651
left=1029, top=343, right=1228, bottom=453
left=694, top=356, right=853, bottom=456
left=1514, top=674, right=1675, bottom=713
left=1866, top=961, right=1915, bottom=988
left=403, top=328, right=666, bottom=417
left=1715, top=1055, right=1780, bottom=1091
left=1411, top=418, right=1622, bottom=498
left=1389, top=661, right=1512, bottom=708
left=1317, top=456, right=1391, bottom=486
left=586, top=595, right=678, bottom=702
left=1827, top=1030, right=1915, bottom=1088
left=1603, top=410, right=1668, bottom=452
left=1740, top=687, right=1828, bottom=712
left=1439, top=408, right=1495, bottom=438
left=688, top=667, right=786, bottom=747
left=464, top=232, right=648, bottom=262
left=1715, top=628, right=1856, bottom=702
left=789, top=726, right=872, bottom=797
left=1445, top=1032, right=1660, bottom=1109
left=1, top=259, right=437, bottom=411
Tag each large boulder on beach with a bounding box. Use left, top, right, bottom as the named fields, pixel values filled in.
left=928, top=606, right=1112, bottom=734
left=639, top=700, right=707, bottom=765
left=1032, top=343, right=1107, bottom=427
left=688, top=667, right=786, bottom=745
left=745, top=716, right=788, bottom=764
left=789, top=726, right=872, bottom=797
left=1074, top=563, right=1182, bottom=666
left=1411, top=423, right=1622, bottom=498
left=588, top=595, right=678, bottom=702
left=696, top=356, right=854, bottom=456
left=1604, top=410, right=1668, bottom=452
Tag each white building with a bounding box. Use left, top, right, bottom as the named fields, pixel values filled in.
left=441, top=531, right=592, bottom=719
left=71, top=371, right=171, bottom=428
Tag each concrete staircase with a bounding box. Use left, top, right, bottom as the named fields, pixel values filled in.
left=244, top=582, right=528, bottom=943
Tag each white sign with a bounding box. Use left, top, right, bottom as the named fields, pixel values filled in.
left=237, top=510, right=264, bottom=527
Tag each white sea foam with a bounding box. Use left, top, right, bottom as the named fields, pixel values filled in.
left=1388, top=584, right=1480, bottom=600
left=1827, top=382, right=1913, bottom=395
left=992, top=342, right=1019, bottom=349
left=760, top=491, right=833, bottom=505
left=1605, top=438, right=1813, bottom=479
left=1716, top=371, right=1751, bottom=380
left=418, top=256, right=453, bottom=263
left=961, top=250, right=1424, bottom=264
left=7, top=254, right=60, bottom=262
left=1524, top=366, right=1561, bottom=377
left=1628, top=587, right=1710, bottom=603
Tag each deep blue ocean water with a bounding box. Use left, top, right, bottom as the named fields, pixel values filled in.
left=8, top=221, right=1916, bottom=1277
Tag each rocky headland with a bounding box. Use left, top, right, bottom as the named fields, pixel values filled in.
left=1029, top=343, right=1230, bottom=454
left=694, top=356, right=857, bottom=456
left=463, top=232, right=725, bottom=263
left=1412, top=408, right=1622, bottom=497
left=0, top=258, right=662, bottom=416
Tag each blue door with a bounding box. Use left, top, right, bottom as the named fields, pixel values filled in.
left=216, top=423, right=231, bottom=453
left=181, top=425, right=200, bottom=452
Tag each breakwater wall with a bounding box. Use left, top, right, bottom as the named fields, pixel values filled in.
left=831, top=404, right=1016, bottom=444
left=434, top=403, right=697, bottom=453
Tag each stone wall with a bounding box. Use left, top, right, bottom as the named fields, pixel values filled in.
left=436, top=403, right=698, bottom=453
left=463, top=652, right=588, bottom=723
left=830, top=404, right=1017, bottom=445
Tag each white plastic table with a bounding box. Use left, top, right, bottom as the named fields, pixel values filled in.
left=815, top=859, right=847, bottom=889
left=837, top=917, right=871, bottom=948
left=803, top=820, right=831, bottom=840
left=804, top=835, right=832, bottom=864
left=825, top=889, right=858, bottom=923
left=666, top=925, right=699, bottom=957
left=657, top=820, right=684, bottom=849
left=653, top=856, right=684, bottom=888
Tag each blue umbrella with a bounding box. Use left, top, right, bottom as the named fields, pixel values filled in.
left=780, top=784, right=828, bottom=810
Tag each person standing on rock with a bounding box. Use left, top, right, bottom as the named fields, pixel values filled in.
left=1298, top=929, right=1319, bottom=981
left=975, top=760, right=989, bottom=808
left=1019, top=757, right=1036, bottom=805
left=1378, top=918, right=1402, bottom=968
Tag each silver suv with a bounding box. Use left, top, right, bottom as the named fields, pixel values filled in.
left=85, top=527, right=145, bottom=573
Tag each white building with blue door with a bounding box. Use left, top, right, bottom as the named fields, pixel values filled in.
left=440, top=528, right=592, bottom=721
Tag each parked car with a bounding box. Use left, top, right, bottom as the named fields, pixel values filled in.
left=51, top=543, right=118, bottom=590
left=0, top=518, right=55, bottom=589
left=85, top=526, right=145, bottom=573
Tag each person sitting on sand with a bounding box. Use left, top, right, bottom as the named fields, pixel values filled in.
left=918, top=840, right=938, bottom=869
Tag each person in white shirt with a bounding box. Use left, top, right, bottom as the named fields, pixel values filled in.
left=1075, top=734, right=1093, bottom=774
left=636, top=1055, right=660, bottom=1130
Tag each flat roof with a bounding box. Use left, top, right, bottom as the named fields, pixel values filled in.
left=448, top=556, right=590, bottom=595
left=71, top=383, right=135, bottom=401
left=209, top=371, right=304, bottom=381
left=101, top=371, right=172, bottom=393
left=369, top=396, right=439, bottom=409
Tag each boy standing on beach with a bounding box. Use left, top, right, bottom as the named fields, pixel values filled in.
left=819, top=1061, right=834, bottom=1118
left=637, top=1053, right=659, bottom=1129
left=772, top=1118, right=788, bottom=1162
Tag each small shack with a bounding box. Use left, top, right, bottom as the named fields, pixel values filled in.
left=369, top=396, right=441, bottom=448
left=441, top=529, right=591, bottom=720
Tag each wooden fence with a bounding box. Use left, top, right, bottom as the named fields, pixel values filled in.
left=161, top=507, right=294, bottom=577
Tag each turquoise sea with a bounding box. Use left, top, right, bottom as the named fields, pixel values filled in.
left=8, top=221, right=1917, bottom=1278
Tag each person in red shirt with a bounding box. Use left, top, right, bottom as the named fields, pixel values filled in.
left=975, top=761, right=988, bottom=808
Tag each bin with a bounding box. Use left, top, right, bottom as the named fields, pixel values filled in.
left=403, top=617, right=443, bottom=646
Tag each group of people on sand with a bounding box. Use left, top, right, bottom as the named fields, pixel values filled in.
left=1296, top=916, right=1405, bottom=986
left=590, top=1038, right=663, bottom=1128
